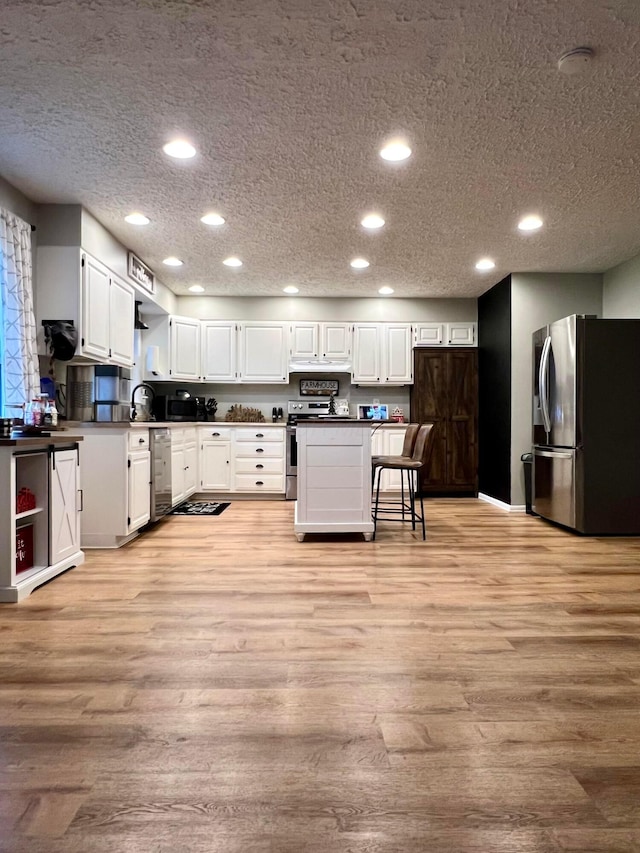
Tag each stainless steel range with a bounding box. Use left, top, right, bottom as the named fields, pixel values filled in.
left=285, top=398, right=332, bottom=500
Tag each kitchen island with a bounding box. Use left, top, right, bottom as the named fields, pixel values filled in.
left=294, top=420, right=374, bottom=541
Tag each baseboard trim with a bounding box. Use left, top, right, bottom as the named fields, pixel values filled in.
left=478, top=493, right=526, bottom=513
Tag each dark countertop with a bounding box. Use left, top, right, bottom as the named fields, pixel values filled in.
left=0, top=434, right=84, bottom=447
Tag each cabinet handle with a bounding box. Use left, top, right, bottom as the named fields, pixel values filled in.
left=212, top=432, right=220, bottom=436
left=78, top=489, right=84, bottom=512
left=256, top=448, right=264, bottom=453
left=256, top=433, right=264, bottom=438
left=256, top=481, right=264, bottom=486
left=184, top=466, right=189, bottom=470
left=138, top=437, right=145, bottom=444
left=256, top=463, right=264, bottom=469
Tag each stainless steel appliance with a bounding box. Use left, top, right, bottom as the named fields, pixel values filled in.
left=285, top=398, right=332, bottom=499
left=66, top=365, right=95, bottom=421
left=152, top=395, right=198, bottom=422
left=94, top=365, right=131, bottom=422
left=150, top=427, right=172, bottom=521
left=532, top=314, right=640, bottom=534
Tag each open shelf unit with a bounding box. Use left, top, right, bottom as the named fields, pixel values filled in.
left=13, top=451, right=49, bottom=578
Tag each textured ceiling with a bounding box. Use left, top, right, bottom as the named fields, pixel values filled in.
left=1, top=0, right=640, bottom=298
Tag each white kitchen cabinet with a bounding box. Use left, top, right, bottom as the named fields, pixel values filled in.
left=321, top=322, right=351, bottom=359
left=240, top=322, right=289, bottom=383
left=414, top=323, right=445, bottom=346
left=74, top=427, right=150, bottom=548
left=290, top=323, right=319, bottom=359
left=201, top=321, right=238, bottom=382
left=352, top=324, right=382, bottom=383
left=127, top=450, right=151, bottom=531
left=233, top=426, right=285, bottom=493
left=371, top=425, right=408, bottom=492
left=352, top=323, right=412, bottom=384
left=0, top=442, right=84, bottom=602
left=447, top=321, right=476, bottom=346
left=171, top=316, right=201, bottom=381
left=200, top=433, right=232, bottom=491
left=80, top=254, right=134, bottom=366
left=171, top=427, right=198, bottom=505
left=109, top=274, right=136, bottom=366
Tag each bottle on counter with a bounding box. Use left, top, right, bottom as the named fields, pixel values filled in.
left=43, top=395, right=58, bottom=427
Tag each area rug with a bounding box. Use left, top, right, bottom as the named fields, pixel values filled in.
left=170, top=501, right=230, bottom=516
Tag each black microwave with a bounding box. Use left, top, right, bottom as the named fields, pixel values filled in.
left=152, top=395, right=198, bottom=422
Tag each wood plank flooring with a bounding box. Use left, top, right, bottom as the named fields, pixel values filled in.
left=2, top=499, right=640, bottom=851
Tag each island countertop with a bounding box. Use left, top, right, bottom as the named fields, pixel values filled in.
left=0, top=434, right=84, bottom=447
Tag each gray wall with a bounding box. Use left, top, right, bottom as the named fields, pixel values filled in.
left=176, top=296, right=477, bottom=323
left=510, top=273, right=603, bottom=505
left=603, top=251, right=640, bottom=318
left=0, top=175, right=38, bottom=226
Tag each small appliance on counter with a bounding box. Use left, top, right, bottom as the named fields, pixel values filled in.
left=66, top=365, right=95, bottom=422
left=357, top=403, right=389, bottom=420
left=152, top=394, right=198, bottom=422
left=95, top=366, right=131, bottom=422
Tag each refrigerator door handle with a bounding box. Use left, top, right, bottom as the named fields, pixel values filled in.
left=535, top=449, right=573, bottom=459
left=539, top=335, right=552, bottom=435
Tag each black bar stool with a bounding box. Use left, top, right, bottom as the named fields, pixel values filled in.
left=371, top=423, right=435, bottom=540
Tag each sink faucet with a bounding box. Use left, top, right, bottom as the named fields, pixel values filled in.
left=131, top=383, right=156, bottom=421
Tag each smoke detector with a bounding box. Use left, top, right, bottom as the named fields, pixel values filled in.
left=557, top=47, right=594, bottom=75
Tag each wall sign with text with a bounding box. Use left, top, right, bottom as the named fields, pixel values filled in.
left=299, top=379, right=339, bottom=396
left=128, top=252, right=155, bottom=294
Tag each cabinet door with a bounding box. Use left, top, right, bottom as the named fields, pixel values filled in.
left=171, top=445, right=185, bottom=504
left=82, top=254, right=111, bottom=360
left=352, top=324, right=381, bottom=383
left=380, top=428, right=408, bottom=491
left=240, top=323, right=288, bottom=383
left=414, top=323, right=445, bottom=346
left=201, top=321, right=237, bottom=382
left=447, top=349, right=478, bottom=487
left=183, top=443, right=198, bottom=497
left=290, top=323, right=318, bottom=359
left=411, top=350, right=448, bottom=490
left=320, top=323, right=351, bottom=359
left=447, top=322, right=476, bottom=346
left=200, top=442, right=231, bottom=490
left=171, top=317, right=201, bottom=381
left=128, top=451, right=150, bottom=531
left=49, top=449, right=80, bottom=564
left=110, top=275, right=135, bottom=367
left=384, top=324, right=413, bottom=383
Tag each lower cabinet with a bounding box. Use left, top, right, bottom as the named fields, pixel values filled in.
left=171, top=428, right=198, bottom=506
left=128, top=450, right=151, bottom=530
left=201, top=438, right=232, bottom=490
left=371, top=426, right=408, bottom=492
left=1, top=442, right=84, bottom=602
left=199, top=425, right=285, bottom=494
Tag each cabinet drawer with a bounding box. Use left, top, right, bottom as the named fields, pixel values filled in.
left=199, top=427, right=232, bottom=441
left=128, top=429, right=150, bottom=451
left=234, top=473, right=284, bottom=492
left=234, top=442, right=283, bottom=458
left=234, top=457, right=284, bottom=474
left=235, top=428, right=284, bottom=443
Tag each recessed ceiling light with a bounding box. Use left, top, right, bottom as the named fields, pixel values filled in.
left=163, top=256, right=183, bottom=267
left=162, top=139, right=196, bottom=159
left=223, top=257, right=243, bottom=267
left=201, top=213, right=225, bottom=226
left=475, top=258, right=496, bottom=271
left=518, top=214, right=544, bottom=232
left=350, top=258, right=370, bottom=269
left=378, top=286, right=394, bottom=295
left=283, top=285, right=299, bottom=294
left=361, top=214, right=385, bottom=229
left=379, top=140, right=412, bottom=162
left=124, top=212, right=150, bottom=225
left=188, top=285, right=205, bottom=293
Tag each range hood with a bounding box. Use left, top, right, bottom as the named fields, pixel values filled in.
left=288, top=358, right=352, bottom=373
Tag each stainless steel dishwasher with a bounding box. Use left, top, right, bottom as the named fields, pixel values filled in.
left=149, top=428, right=172, bottom=521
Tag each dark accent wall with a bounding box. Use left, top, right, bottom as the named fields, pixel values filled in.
left=478, top=275, right=512, bottom=503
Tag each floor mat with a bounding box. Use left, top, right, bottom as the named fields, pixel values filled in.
left=170, top=501, right=230, bottom=516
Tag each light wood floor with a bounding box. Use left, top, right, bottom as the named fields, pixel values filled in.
left=2, top=500, right=640, bottom=852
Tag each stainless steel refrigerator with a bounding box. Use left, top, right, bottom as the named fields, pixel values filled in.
left=532, top=314, right=640, bottom=534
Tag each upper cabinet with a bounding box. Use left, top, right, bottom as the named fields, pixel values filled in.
left=321, top=323, right=351, bottom=359
left=170, top=316, right=201, bottom=381
left=36, top=248, right=135, bottom=368
left=239, top=322, right=289, bottom=383
left=414, top=321, right=476, bottom=347
left=352, top=323, right=412, bottom=384
left=201, top=321, right=238, bottom=382
left=290, top=323, right=319, bottom=359
left=289, top=322, right=352, bottom=361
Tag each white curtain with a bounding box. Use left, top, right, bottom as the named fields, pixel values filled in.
left=0, top=207, right=39, bottom=417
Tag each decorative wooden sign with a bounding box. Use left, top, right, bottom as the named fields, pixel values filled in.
left=128, top=252, right=155, bottom=294
left=299, top=379, right=339, bottom=396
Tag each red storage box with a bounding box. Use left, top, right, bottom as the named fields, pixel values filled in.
left=16, top=524, right=34, bottom=574
left=16, top=487, right=36, bottom=514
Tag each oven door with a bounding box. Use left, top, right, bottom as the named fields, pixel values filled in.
left=285, top=425, right=297, bottom=500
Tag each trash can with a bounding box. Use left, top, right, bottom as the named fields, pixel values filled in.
left=521, top=452, right=533, bottom=515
